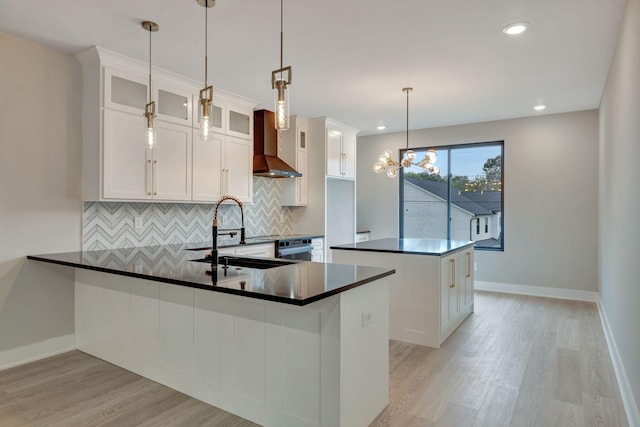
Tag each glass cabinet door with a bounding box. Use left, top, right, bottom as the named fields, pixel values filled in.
left=104, top=68, right=148, bottom=114
left=227, top=103, right=253, bottom=139
left=158, top=89, right=189, bottom=123
left=195, top=98, right=224, bottom=133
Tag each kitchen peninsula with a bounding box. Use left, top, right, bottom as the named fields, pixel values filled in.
left=331, top=238, right=474, bottom=348
left=28, top=245, right=395, bottom=427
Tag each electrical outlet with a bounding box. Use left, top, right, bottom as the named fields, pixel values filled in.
left=474, top=262, right=478, bottom=272
left=134, top=216, right=143, bottom=229
left=362, top=311, right=372, bottom=327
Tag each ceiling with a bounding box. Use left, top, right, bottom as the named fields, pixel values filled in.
left=0, top=0, right=627, bottom=135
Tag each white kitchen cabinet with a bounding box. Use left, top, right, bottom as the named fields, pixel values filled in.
left=440, top=253, right=460, bottom=336
left=77, top=46, right=258, bottom=203
left=280, top=116, right=309, bottom=206
left=296, top=118, right=358, bottom=260
left=235, top=243, right=275, bottom=258
left=156, top=79, right=193, bottom=126
left=440, top=248, right=474, bottom=339
left=153, top=121, right=192, bottom=201
left=192, top=133, right=252, bottom=203
left=311, top=238, right=324, bottom=262
left=325, top=123, right=356, bottom=179
left=225, top=136, right=253, bottom=203
left=195, top=96, right=253, bottom=140
left=192, top=132, right=223, bottom=202
left=102, top=109, right=149, bottom=199
left=103, top=110, right=191, bottom=201
left=103, top=67, right=148, bottom=114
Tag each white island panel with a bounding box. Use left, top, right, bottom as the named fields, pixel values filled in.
left=74, top=268, right=389, bottom=427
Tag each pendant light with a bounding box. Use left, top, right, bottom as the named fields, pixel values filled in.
left=197, top=0, right=215, bottom=140
left=372, top=88, right=439, bottom=178
left=272, top=0, right=292, bottom=130
left=142, top=21, right=159, bottom=150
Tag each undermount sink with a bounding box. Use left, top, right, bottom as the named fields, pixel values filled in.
left=191, top=256, right=294, bottom=270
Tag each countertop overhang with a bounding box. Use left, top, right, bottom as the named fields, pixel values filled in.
left=28, top=243, right=394, bottom=306
left=331, top=238, right=474, bottom=256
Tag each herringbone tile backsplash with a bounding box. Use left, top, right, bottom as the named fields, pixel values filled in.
left=83, top=177, right=294, bottom=250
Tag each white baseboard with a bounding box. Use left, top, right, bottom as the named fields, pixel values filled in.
left=0, top=334, right=76, bottom=371
left=475, top=280, right=600, bottom=302
left=597, top=302, right=640, bottom=427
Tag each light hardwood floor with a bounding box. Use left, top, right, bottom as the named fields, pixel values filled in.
left=371, top=291, right=628, bottom=426
left=0, top=291, right=628, bottom=427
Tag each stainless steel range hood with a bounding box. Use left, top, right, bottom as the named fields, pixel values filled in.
left=253, top=109, right=302, bottom=178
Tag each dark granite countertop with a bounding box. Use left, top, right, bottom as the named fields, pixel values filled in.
left=27, top=243, right=392, bottom=306
left=331, top=238, right=474, bottom=256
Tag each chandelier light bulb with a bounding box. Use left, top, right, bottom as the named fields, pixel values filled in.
left=386, top=166, right=399, bottom=178
left=425, top=149, right=437, bottom=164
left=372, top=161, right=385, bottom=173
left=379, top=149, right=393, bottom=163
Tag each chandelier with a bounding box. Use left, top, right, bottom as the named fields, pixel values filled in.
left=372, top=87, right=439, bottom=178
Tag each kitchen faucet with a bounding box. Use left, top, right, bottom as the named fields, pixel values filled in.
left=211, top=195, right=246, bottom=269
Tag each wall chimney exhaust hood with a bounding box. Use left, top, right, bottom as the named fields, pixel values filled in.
left=253, top=109, right=302, bottom=178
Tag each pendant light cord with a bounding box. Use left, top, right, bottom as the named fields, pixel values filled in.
left=406, top=89, right=410, bottom=150
left=280, top=0, right=284, bottom=75
left=148, top=26, right=152, bottom=103
left=204, top=0, right=209, bottom=87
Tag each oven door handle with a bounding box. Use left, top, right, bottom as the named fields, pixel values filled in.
left=278, top=244, right=314, bottom=256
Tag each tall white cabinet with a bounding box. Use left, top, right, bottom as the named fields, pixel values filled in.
left=77, top=46, right=256, bottom=203
left=294, top=117, right=358, bottom=262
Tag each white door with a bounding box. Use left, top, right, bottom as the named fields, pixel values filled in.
left=103, top=109, right=150, bottom=200
left=153, top=121, right=192, bottom=201
left=224, top=136, right=253, bottom=203
left=193, top=132, right=224, bottom=202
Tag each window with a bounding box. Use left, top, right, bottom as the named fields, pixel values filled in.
left=399, top=141, right=504, bottom=251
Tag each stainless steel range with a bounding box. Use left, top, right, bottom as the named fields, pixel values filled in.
left=276, top=237, right=313, bottom=261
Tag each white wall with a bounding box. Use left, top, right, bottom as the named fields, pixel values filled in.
left=358, top=110, right=599, bottom=292
left=0, top=33, right=82, bottom=355
left=599, top=0, right=640, bottom=421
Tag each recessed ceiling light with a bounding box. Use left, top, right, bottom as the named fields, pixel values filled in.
left=503, top=22, right=529, bottom=35
left=534, top=104, right=546, bottom=111
left=377, top=125, right=386, bottom=131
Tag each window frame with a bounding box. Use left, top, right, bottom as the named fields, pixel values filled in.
left=398, top=140, right=504, bottom=251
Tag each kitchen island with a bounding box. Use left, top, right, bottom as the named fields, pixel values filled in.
left=28, top=244, right=394, bottom=427
left=331, top=238, right=474, bottom=348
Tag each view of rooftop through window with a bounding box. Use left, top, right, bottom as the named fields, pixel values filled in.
left=400, top=142, right=504, bottom=250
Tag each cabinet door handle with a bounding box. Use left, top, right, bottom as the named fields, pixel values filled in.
left=466, top=252, right=471, bottom=278
left=147, top=159, right=152, bottom=195
left=450, top=258, right=456, bottom=288
left=153, top=160, right=158, bottom=195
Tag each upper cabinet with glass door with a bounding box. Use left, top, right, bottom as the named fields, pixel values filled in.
left=104, top=67, right=149, bottom=114
left=155, top=78, right=193, bottom=126
left=195, top=93, right=254, bottom=140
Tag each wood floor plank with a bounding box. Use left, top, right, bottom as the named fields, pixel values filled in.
left=0, top=291, right=628, bottom=427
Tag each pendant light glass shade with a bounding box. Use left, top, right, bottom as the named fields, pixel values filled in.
left=372, top=88, right=439, bottom=178
left=198, top=0, right=215, bottom=141
left=142, top=21, right=159, bottom=150
left=272, top=0, right=292, bottom=130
